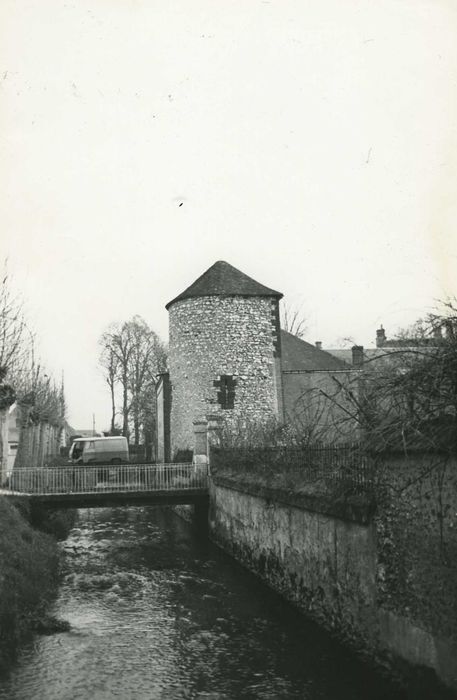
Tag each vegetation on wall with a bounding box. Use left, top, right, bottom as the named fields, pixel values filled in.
left=374, top=456, right=457, bottom=647
left=212, top=417, right=373, bottom=511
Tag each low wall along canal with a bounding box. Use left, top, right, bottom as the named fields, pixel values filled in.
left=208, top=467, right=457, bottom=696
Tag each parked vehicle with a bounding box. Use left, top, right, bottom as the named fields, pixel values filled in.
left=69, top=437, right=129, bottom=465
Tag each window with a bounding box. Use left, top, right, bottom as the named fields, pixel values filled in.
left=214, top=375, right=236, bottom=409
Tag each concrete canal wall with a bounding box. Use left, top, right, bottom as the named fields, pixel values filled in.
left=208, top=470, right=457, bottom=694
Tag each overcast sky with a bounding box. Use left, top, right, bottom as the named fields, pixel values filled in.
left=1, top=0, right=457, bottom=430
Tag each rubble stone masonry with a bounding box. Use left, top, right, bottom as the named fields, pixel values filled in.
left=169, top=295, right=281, bottom=456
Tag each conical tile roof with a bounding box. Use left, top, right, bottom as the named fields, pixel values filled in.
left=166, top=260, right=283, bottom=309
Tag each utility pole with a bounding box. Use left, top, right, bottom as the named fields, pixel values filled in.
left=92, top=413, right=96, bottom=436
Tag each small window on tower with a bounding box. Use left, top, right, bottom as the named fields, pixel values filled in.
left=213, top=375, right=236, bottom=409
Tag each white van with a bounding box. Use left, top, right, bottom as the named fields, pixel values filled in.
left=69, top=437, right=129, bottom=465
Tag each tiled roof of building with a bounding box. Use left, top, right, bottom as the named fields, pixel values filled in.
left=281, top=330, right=352, bottom=371
left=325, top=348, right=354, bottom=364
left=325, top=345, right=440, bottom=369
left=166, top=260, right=283, bottom=309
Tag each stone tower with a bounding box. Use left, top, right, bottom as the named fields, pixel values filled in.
left=166, top=260, right=284, bottom=457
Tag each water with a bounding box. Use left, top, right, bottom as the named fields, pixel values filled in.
left=0, top=507, right=405, bottom=700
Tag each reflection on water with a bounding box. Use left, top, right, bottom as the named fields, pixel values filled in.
left=0, top=507, right=404, bottom=699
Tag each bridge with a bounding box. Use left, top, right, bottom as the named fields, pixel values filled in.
left=0, top=463, right=209, bottom=509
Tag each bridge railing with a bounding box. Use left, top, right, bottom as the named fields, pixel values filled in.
left=2, top=463, right=207, bottom=496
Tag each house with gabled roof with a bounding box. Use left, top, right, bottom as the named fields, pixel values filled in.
left=280, top=330, right=359, bottom=441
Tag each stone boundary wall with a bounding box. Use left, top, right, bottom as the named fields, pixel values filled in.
left=374, top=454, right=457, bottom=674
left=208, top=475, right=457, bottom=694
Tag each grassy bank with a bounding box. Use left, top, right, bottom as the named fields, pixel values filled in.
left=0, top=497, right=62, bottom=671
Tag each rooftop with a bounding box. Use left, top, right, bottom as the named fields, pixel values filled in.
left=166, top=260, right=283, bottom=309
left=281, top=330, right=352, bottom=372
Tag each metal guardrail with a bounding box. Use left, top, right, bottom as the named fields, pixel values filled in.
left=1, top=463, right=207, bottom=496
left=211, top=444, right=374, bottom=491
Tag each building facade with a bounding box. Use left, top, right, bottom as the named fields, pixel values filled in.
left=165, top=261, right=284, bottom=457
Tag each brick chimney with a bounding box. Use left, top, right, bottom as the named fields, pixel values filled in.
left=315, top=341, right=322, bottom=350
left=352, top=345, right=364, bottom=368
left=376, top=326, right=386, bottom=347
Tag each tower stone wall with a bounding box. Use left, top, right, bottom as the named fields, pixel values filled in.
left=169, top=295, right=281, bottom=456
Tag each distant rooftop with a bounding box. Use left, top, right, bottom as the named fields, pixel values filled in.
left=166, top=260, right=283, bottom=309
left=72, top=429, right=103, bottom=438
left=281, top=330, right=352, bottom=372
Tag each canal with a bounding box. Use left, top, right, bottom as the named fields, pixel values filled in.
left=0, top=507, right=405, bottom=700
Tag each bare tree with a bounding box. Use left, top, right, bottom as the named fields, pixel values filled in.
left=0, top=264, right=66, bottom=471
left=285, top=304, right=457, bottom=455
left=289, top=373, right=360, bottom=445
left=13, top=361, right=66, bottom=469
left=99, top=317, right=167, bottom=452
left=99, top=330, right=120, bottom=434
left=0, top=263, right=33, bottom=384
left=136, top=335, right=167, bottom=459
left=99, top=322, right=134, bottom=438
left=280, top=301, right=308, bottom=339
left=0, top=266, right=26, bottom=472
left=127, top=317, right=158, bottom=449
left=356, top=308, right=457, bottom=453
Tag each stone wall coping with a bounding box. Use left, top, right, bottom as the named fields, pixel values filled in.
left=211, top=472, right=376, bottom=525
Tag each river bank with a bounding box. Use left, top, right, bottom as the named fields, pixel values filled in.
left=0, top=506, right=409, bottom=700
left=0, top=497, right=75, bottom=671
